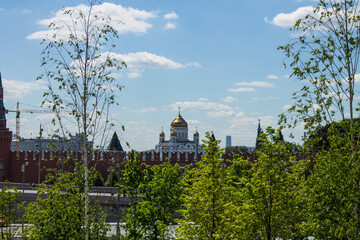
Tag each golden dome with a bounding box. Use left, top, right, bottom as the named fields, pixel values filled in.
left=170, top=130, right=176, bottom=136
left=171, top=113, right=188, bottom=128
left=194, top=130, right=199, bottom=136
left=160, top=131, right=165, bottom=137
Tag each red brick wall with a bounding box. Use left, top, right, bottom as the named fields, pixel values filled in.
left=2, top=149, right=256, bottom=183
left=0, top=129, right=12, bottom=181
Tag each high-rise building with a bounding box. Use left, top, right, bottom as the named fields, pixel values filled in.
left=225, top=135, right=232, bottom=147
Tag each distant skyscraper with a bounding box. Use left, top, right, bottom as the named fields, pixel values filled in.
left=226, top=135, right=232, bottom=147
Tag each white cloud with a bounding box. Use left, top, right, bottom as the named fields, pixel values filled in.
left=21, top=9, right=32, bottom=14
left=164, top=22, right=176, bottom=30
left=171, top=101, right=233, bottom=112
left=283, top=104, right=292, bottom=110
left=116, top=52, right=184, bottom=69
left=222, top=96, right=237, bottom=103
left=229, top=116, right=276, bottom=130
left=35, top=113, right=58, bottom=121
left=228, top=87, right=256, bottom=92
left=171, top=100, right=245, bottom=119
left=127, top=70, right=143, bottom=78
left=27, top=3, right=157, bottom=40
left=198, top=97, right=208, bottom=101
left=251, top=96, right=277, bottom=101
left=265, top=6, right=316, bottom=28
left=266, top=74, right=279, bottom=79
left=139, top=107, right=157, bottom=113
left=127, top=120, right=145, bottom=125
left=187, top=120, right=201, bottom=125
left=207, top=111, right=244, bottom=118
left=164, top=11, right=178, bottom=20
left=186, top=62, right=202, bottom=68
left=3, top=79, right=47, bottom=99
left=81, top=51, right=185, bottom=78
left=235, top=81, right=274, bottom=87
left=126, top=107, right=157, bottom=113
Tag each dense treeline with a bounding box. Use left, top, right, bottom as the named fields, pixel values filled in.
left=3, top=124, right=358, bottom=239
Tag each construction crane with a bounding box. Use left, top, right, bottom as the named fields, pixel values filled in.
left=6, top=102, right=50, bottom=159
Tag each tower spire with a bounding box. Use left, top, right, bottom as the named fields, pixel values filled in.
left=255, top=119, right=263, bottom=148
left=257, top=119, right=261, bottom=136
left=0, top=72, right=7, bottom=129
left=107, top=131, right=123, bottom=151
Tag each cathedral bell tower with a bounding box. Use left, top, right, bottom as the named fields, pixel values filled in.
left=159, top=127, right=165, bottom=143
left=0, top=72, right=13, bottom=181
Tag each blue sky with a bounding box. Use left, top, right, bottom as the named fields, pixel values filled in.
left=0, top=0, right=317, bottom=151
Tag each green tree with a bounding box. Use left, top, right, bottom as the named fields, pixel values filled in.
left=224, top=146, right=249, bottom=154
left=278, top=0, right=360, bottom=237
left=136, top=161, right=184, bottom=239
left=120, top=151, right=144, bottom=240
left=176, top=132, right=231, bottom=240
left=246, top=129, right=305, bottom=240
left=302, top=122, right=360, bottom=239
left=0, top=187, right=22, bottom=240
left=105, top=169, right=118, bottom=187
left=221, top=153, right=255, bottom=239
left=37, top=1, right=126, bottom=238
left=22, top=163, right=108, bottom=240
left=92, top=170, right=105, bottom=187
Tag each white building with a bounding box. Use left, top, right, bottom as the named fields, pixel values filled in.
left=10, top=133, right=88, bottom=152
left=154, top=111, right=203, bottom=153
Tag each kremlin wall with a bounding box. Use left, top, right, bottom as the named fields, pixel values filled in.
left=0, top=146, right=256, bottom=184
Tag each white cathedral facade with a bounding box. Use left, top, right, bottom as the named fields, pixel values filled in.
left=154, top=111, right=203, bottom=153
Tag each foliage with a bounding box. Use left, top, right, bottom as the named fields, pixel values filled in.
left=302, top=122, right=360, bottom=239
left=120, top=152, right=184, bottom=240
left=220, top=152, right=254, bottom=239
left=120, top=151, right=144, bottom=240
left=176, top=132, right=232, bottom=240
left=306, top=118, right=360, bottom=151
left=137, top=161, right=184, bottom=239
left=0, top=187, right=22, bottom=240
left=224, top=146, right=249, bottom=154
left=22, top=163, right=109, bottom=240
left=92, top=170, right=105, bottom=187
left=247, top=128, right=306, bottom=240
left=105, top=169, right=118, bottom=187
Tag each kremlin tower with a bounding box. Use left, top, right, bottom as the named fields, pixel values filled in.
left=0, top=72, right=13, bottom=181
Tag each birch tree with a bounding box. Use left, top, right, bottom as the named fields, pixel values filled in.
left=37, top=1, right=125, bottom=239
left=279, top=0, right=360, bottom=237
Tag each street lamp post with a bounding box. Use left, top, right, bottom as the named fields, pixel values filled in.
left=116, top=154, right=121, bottom=239
left=38, top=125, right=43, bottom=184
left=111, top=156, right=121, bottom=239
left=21, top=161, right=29, bottom=232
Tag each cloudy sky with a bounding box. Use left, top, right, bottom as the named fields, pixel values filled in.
left=0, top=0, right=317, bottom=151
